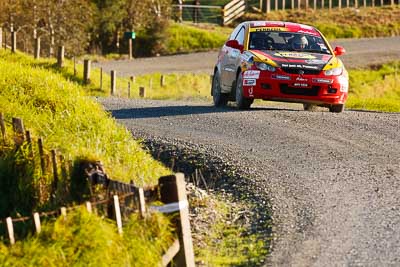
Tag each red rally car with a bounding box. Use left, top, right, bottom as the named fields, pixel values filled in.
left=211, top=21, right=349, bottom=112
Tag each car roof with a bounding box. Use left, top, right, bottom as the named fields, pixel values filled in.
left=247, top=21, right=321, bottom=36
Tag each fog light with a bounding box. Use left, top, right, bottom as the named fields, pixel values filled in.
left=261, top=83, right=271, bottom=89
left=328, top=86, right=337, bottom=94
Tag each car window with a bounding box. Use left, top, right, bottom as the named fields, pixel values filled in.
left=235, top=27, right=245, bottom=45
left=229, top=24, right=242, bottom=40
left=249, top=30, right=331, bottom=54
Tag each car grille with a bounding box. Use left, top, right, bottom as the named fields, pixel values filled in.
left=281, top=68, right=321, bottom=75
left=280, top=84, right=320, bottom=96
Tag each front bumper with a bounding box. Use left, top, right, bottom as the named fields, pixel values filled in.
left=242, top=69, right=348, bottom=105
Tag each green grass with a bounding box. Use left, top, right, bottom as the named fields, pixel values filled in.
left=0, top=50, right=170, bottom=186
left=0, top=208, right=174, bottom=267
left=113, top=73, right=213, bottom=101
left=0, top=49, right=176, bottom=266
left=346, top=61, right=400, bottom=112
left=163, top=7, right=400, bottom=55
left=192, top=195, right=268, bottom=266
left=0, top=49, right=172, bottom=215
left=165, top=22, right=231, bottom=54
left=242, top=6, right=400, bottom=40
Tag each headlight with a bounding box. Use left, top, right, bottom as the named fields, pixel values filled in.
left=255, top=62, right=276, bottom=72
left=324, top=67, right=343, bottom=76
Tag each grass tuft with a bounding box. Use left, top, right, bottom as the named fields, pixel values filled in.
left=0, top=208, right=175, bottom=267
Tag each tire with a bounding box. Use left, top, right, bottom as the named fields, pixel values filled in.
left=235, top=72, right=253, bottom=110
left=329, top=104, right=345, bottom=113
left=303, top=103, right=317, bottom=111
left=212, top=72, right=228, bottom=107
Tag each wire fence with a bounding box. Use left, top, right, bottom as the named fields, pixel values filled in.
left=171, top=0, right=400, bottom=25
left=0, top=114, right=195, bottom=267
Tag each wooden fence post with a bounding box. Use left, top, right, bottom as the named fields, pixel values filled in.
left=159, top=173, right=195, bottom=267
left=100, top=67, right=103, bottom=91
left=84, top=59, right=91, bottom=84
left=61, top=207, right=67, bottom=218
left=38, top=138, right=46, bottom=174
left=0, top=113, right=6, bottom=143
left=12, top=117, right=25, bottom=145
left=51, top=149, right=58, bottom=198
left=6, top=217, right=15, bottom=245
left=57, top=46, right=64, bottom=68
left=86, top=201, right=92, bottom=213
left=11, top=31, right=16, bottom=53
left=128, top=38, right=133, bottom=60
left=73, top=56, right=77, bottom=76
left=114, top=195, right=123, bottom=235
left=26, top=130, right=33, bottom=157
left=161, top=75, right=165, bottom=87
left=0, top=27, right=2, bottom=49
left=34, top=37, right=40, bottom=59
left=33, top=212, right=41, bottom=234
left=314, top=0, right=317, bottom=9
left=139, top=86, right=145, bottom=98
left=266, top=0, right=271, bottom=12
left=138, top=188, right=146, bottom=218
left=111, top=70, right=116, bottom=96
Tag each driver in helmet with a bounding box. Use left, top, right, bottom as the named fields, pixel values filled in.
left=291, top=35, right=308, bottom=51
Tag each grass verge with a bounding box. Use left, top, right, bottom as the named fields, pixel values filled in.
left=192, top=194, right=268, bottom=266
left=165, top=22, right=231, bottom=54
left=346, top=61, right=400, bottom=112
left=0, top=208, right=174, bottom=267
left=0, top=49, right=174, bottom=265
left=242, top=6, right=400, bottom=39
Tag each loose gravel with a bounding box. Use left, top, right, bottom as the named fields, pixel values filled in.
left=100, top=97, right=400, bottom=266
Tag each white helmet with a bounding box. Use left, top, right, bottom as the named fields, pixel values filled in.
left=292, top=35, right=308, bottom=50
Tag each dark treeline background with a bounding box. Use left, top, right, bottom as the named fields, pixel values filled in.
left=0, top=0, right=171, bottom=57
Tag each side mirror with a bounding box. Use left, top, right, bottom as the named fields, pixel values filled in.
left=334, top=46, right=346, bottom=56
left=225, top=40, right=244, bottom=52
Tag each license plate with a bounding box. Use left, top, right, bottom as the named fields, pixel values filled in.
left=293, top=83, right=309, bottom=87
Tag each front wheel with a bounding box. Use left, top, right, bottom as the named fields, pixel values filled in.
left=303, top=103, right=317, bottom=111
left=329, top=104, right=345, bottom=113
left=212, top=72, right=228, bottom=107
left=235, top=72, right=253, bottom=110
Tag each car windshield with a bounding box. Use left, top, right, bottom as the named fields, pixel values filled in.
left=249, top=31, right=331, bottom=55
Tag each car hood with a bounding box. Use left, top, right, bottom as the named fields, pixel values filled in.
left=249, top=49, right=334, bottom=71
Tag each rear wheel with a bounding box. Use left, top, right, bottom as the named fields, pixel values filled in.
left=212, top=72, right=228, bottom=107
left=235, top=72, right=253, bottom=110
left=329, top=104, right=345, bottom=113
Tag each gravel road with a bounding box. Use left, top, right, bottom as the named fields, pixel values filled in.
left=94, top=37, right=400, bottom=76
left=100, top=98, right=400, bottom=266
left=97, top=36, right=400, bottom=265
